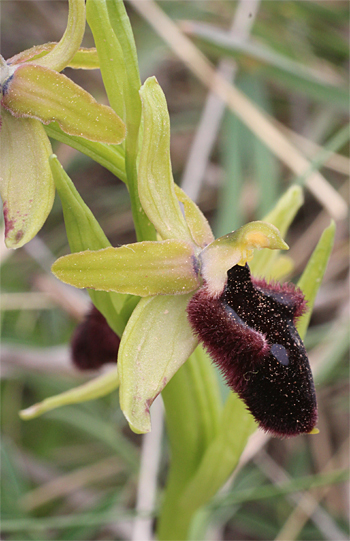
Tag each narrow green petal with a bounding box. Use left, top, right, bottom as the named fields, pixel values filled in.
left=52, top=240, right=200, bottom=296
left=9, top=45, right=100, bottom=70
left=0, top=110, right=54, bottom=248
left=33, top=0, right=86, bottom=73
left=7, top=43, right=57, bottom=65
left=138, top=77, right=193, bottom=241
left=174, top=185, right=214, bottom=248
left=3, top=64, right=125, bottom=144
left=19, top=366, right=119, bottom=420
left=50, top=154, right=130, bottom=336
left=250, top=185, right=303, bottom=277
left=118, top=295, right=198, bottom=433
left=68, top=48, right=99, bottom=69
left=200, top=221, right=288, bottom=296
left=297, top=221, right=336, bottom=340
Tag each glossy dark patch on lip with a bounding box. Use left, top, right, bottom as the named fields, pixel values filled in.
left=187, top=264, right=317, bottom=437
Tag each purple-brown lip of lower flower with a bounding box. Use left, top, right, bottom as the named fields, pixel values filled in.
left=71, top=305, right=120, bottom=370
left=187, top=264, right=317, bottom=438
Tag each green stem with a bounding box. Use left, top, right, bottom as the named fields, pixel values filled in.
left=158, top=349, right=222, bottom=540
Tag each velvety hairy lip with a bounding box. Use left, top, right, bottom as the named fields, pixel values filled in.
left=187, top=264, right=317, bottom=438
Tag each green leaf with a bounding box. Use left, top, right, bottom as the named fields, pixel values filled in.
left=138, top=77, right=193, bottom=242
left=118, top=294, right=198, bottom=433
left=297, top=221, right=336, bottom=340
left=250, top=185, right=304, bottom=278
left=50, top=154, right=129, bottom=335
left=52, top=240, right=200, bottom=297
left=19, top=366, right=119, bottom=420
left=46, top=123, right=126, bottom=183
left=4, top=64, right=126, bottom=144
left=0, top=110, right=55, bottom=249
left=86, top=0, right=126, bottom=121
left=200, top=221, right=288, bottom=296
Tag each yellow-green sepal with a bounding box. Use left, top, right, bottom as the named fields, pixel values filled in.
left=174, top=185, right=214, bottom=249
left=200, top=221, right=288, bottom=296
left=3, top=64, right=126, bottom=144
left=52, top=240, right=200, bottom=297
left=19, top=366, right=119, bottom=420
left=0, top=110, right=55, bottom=249
left=118, top=294, right=198, bottom=433
left=138, top=77, right=193, bottom=242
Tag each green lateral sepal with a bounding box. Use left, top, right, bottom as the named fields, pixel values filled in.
left=0, top=110, right=55, bottom=249
left=118, top=294, right=198, bottom=433
left=20, top=366, right=119, bottom=420
left=51, top=240, right=201, bottom=297
left=3, top=64, right=126, bottom=144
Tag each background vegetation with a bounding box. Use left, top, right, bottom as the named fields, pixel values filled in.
left=1, top=1, right=349, bottom=539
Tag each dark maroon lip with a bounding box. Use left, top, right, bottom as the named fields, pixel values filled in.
left=71, top=305, right=120, bottom=371
left=187, top=264, right=317, bottom=438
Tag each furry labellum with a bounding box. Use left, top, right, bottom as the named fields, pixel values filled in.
left=71, top=305, right=120, bottom=370
left=187, top=264, right=317, bottom=437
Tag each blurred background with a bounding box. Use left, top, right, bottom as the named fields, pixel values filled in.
left=1, top=1, right=349, bottom=540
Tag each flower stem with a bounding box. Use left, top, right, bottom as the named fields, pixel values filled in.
left=158, top=348, right=222, bottom=540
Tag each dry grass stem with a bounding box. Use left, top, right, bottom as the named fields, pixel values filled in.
left=128, top=0, right=347, bottom=220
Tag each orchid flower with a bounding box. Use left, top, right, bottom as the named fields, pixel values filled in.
left=0, top=0, right=125, bottom=249
left=20, top=77, right=329, bottom=441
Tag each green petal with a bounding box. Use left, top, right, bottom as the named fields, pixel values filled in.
left=118, top=294, right=198, bottom=433
left=200, top=221, right=288, bottom=296
left=68, top=47, right=99, bottom=69
left=250, top=185, right=303, bottom=277
left=33, top=0, right=86, bottom=73
left=8, top=43, right=57, bottom=65
left=138, top=77, right=193, bottom=241
left=9, top=45, right=100, bottom=70
left=174, top=185, right=214, bottom=248
left=19, top=366, right=119, bottom=420
left=52, top=240, right=200, bottom=296
left=297, top=221, right=335, bottom=340
left=3, top=64, right=125, bottom=144
left=0, top=110, right=55, bottom=249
